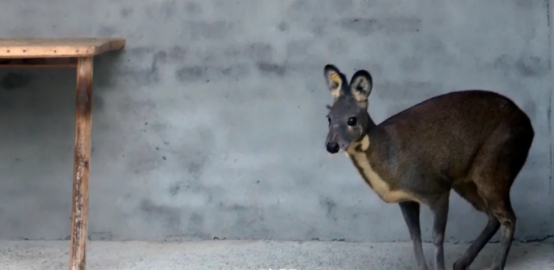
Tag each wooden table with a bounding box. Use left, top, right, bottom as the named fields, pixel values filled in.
left=0, top=38, right=126, bottom=270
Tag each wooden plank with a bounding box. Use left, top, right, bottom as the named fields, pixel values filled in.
left=0, top=38, right=125, bottom=58
left=69, top=57, right=94, bottom=270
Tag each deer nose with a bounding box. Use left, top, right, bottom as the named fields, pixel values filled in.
left=326, top=142, right=340, bottom=154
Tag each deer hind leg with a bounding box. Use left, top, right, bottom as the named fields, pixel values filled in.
left=477, top=131, right=531, bottom=270
left=452, top=182, right=500, bottom=270
left=477, top=184, right=516, bottom=270
left=454, top=126, right=530, bottom=270
left=464, top=160, right=520, bottom=269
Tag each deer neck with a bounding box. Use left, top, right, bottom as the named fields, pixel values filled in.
left=344, top=117, right=406, bottom=203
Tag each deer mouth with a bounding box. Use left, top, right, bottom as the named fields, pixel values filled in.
left=326, top=142, right=351, bottom=157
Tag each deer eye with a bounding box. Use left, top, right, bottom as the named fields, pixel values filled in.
left=347, top=117, right=357, bottom=126
left=327, top=116, right=331, bottom=125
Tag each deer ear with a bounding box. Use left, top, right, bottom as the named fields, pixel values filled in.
left=349, top=70, right=372, bottom=104
left=323, top=64, right=344, bottom=99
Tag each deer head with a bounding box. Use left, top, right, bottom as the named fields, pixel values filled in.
left=323, top=64, right=373, bottom=154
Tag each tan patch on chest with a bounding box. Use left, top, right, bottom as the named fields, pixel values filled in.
left=346, top=135, right=421, bottom=204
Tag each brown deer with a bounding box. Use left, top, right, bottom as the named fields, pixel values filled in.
left=322, top=64, right=534, bottom=270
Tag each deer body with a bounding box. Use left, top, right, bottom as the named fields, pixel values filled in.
left=322, top=64, right=534, bottom=270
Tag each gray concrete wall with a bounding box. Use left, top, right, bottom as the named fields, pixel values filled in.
left=0, top=0, right=551, bottom=243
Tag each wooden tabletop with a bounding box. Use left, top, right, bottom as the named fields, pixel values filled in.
left=0, top=38, right=126, bottom=58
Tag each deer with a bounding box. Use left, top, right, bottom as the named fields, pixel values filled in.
left=322, top=64, right=534, bottom=270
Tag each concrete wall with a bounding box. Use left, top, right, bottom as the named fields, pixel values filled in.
left=0, top=0, right=551, bottom=243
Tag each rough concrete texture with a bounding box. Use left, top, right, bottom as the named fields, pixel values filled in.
left=0, top=0, right=552, bottom=244
left=0, top=240, right=553, bottom=270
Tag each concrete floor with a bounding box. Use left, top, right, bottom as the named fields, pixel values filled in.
left=0, top=240, right=552, bottom=269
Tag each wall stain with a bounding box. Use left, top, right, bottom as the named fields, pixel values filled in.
left=187, top=21, right=234, bottom=40
left=169, top=184, right=181, bottom=196
left=224, top=42, right=273, bottom=62
left=330, top=0, right=354, bottom=10
left=184, top=1, right=203, bottom=14
left=176, top=65, right=207, bottom=81
left=319, top=196, right=337, bottom=218
left=187, top=161, right=204, bottom=178
left=257, top=61, right=287, bottom=76
left=218, top=202, right=249, bottom=212
left=169, top=182, right=207, bottom=198
left=338, top=17, right=421, bottom=35
left=145, top=1, right=176, bottom=20
left=175, top=64, right=250, bottom=82
left=120, top=7, right=133, bottom=18
left=278, top=22, right=289, bottom=32
left=516, top=56, right=545, bottom=77
left=139, top=199, right=182, bottom=231
left=106, top=46, right=189, bottom=87
left=165, top=126, right=214, bottom=198
left=493, top=54, right=548, bottom=78
left=168, top=46, right=187, bottom=61
left=214, top=203, right=271, bottom=238
left=127, top=46, right=156, bottom=57
left=126, top=46, right=187, bottom=63
left=127, top=145, right=163, bottom=175
left=287, top=0, right=313, bottom=15
left=515, top=0, right=535, bottom=8
left=97, top=25, right=117, bottom=36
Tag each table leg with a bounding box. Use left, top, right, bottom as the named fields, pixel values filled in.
left=69, top=57, right=94, bottom=270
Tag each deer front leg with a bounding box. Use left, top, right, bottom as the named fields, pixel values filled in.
left=399, top=201, right=428, bottom=269
left=430, top=194, right=450, bottom=270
